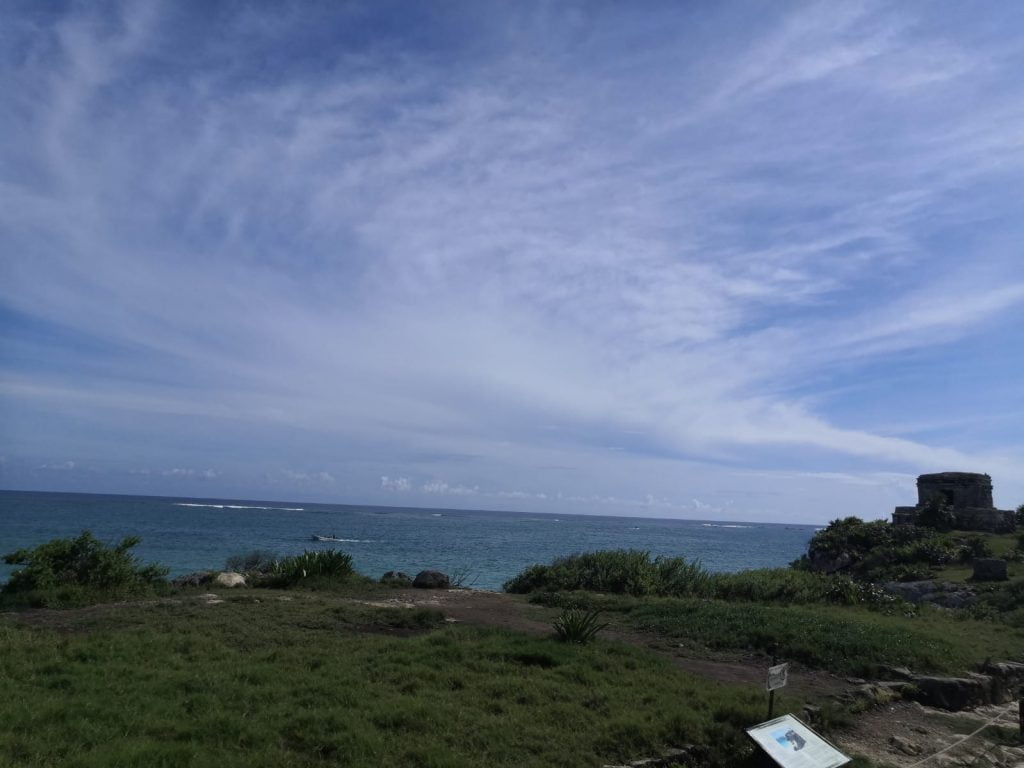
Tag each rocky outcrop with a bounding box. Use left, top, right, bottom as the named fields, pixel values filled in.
left=909, top=675, right=990, bottom=711
left=172, top=571, right=215, bottom=588
left=602, top=746, right=707, bottom=768
left=972, top=558, right=1008, bottom=581
left=214, top=572, right=246, bottom=588
left=412, top=570, right=450, bottom=589
left=908, top=662, right=1024, bottom=711
left=881, top=581, right=976, bottom=609
left=806, top=550, right=853, bottom=574
left=380, top=571, right=412, bottom=586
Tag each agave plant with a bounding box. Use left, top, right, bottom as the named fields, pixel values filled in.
left=552, top=608, right=608, bottom=644
left=270, top=549, right=354, bottom=584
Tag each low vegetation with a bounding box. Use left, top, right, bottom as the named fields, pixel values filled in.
left=1, top=531, right=168, bottom=609
left=224, top=549, right=280, bottom=575
left=0, top=595, right=772, bottom=768
left=504, top=550, right=902, bottom=608
left=261, top=549, right=356, bottom=587
left=529, top=590, right=1021, bottom=676
left=793, top=517, right=1001, bottom=582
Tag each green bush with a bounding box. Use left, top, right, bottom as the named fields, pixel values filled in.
left=552, top=609, right=609, bottom=644
left=263, top=549, right=354, bottom=587
left=505, top=551, right=905, bottom=609
left=796, top=517, right=1000, bottom=582
left=1, top=531, right=168, bottom=608
left=503, top=550, right=709, bottom=597
left=225, top=549, right=280, bottom=574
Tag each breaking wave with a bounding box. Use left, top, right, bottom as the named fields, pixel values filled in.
left=174, top=503, right=305, bottom=511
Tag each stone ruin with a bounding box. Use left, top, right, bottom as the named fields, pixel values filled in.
left=892, top=472, right=1016, bottom=533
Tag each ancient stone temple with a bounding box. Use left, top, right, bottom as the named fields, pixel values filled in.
left=892, top=472, right=1016, bottom=532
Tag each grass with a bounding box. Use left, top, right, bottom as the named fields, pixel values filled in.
left=0, top=593, right=780, bottom=768
left=530, top=592, right=1024, bottom=676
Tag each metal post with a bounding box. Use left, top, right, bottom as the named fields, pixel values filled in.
left=768, top=651, right=777, bottom=720
left=1018, top=689, right=1022, bottom=744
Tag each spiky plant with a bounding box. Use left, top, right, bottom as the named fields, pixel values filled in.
left=552, top=608, right=608, bottom=644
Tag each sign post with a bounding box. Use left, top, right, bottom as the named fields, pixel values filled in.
left=766, top=661, right=789, bottom=719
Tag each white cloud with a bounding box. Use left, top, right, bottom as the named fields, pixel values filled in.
left=1, top=2, right=1023, bottom=518
left=421, top=481, right=479, bottom=496
left=380, top=475, right=411, bottom=492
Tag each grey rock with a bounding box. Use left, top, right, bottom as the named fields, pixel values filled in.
left=172, top=571, right=215, bottom=588
left=808, top=551, right=853, bottom=574
left=972, top=558, right=1008, bottom=582
left=888, top=736, right=923, bottom=756
left=910, top=675, right=991, bottom=711
left=214, top=572, right=246, bottom=588
left=879, top=665, right=915, bottom=681
left=882, top=581, right=977, bottom=609
left=412, top=570, right=450, bottom=589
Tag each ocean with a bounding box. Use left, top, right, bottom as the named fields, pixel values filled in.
left=0, top=490, right=817, bottom=590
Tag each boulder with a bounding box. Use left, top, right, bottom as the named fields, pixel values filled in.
left=882, top=581, right=976, bottom=609
left=972, top=558, right=1008, bottom=581
left=878, top=665, right=914, bottom=681
left=412, top=570, right=450, bottom=589
left=808, top=550, right=853, bottom=574
left=380, top=571, right=412, bottom=586
left=172, top=571, right=215, bottom=588
left=214, top=572, right=247, bottom=588
left=980, top=661, right=1024, bottom=702
left=888, top=736, right=923, bottom=756
left=910, top=675, right=990, bottom=711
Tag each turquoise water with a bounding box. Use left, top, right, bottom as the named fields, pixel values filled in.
left=0, top=490, right=817, bottom=590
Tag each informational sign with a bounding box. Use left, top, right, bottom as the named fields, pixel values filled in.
left=746, top=715, right=850, bottom=768
left=766, top=662, right=789, bottom=691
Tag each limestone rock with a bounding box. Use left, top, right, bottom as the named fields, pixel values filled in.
left=910, top=675, right=990, bottom=711
left=882, top=581, right=976, bottom=609
left=380, top=571, right=412, bottom=586
left=879, top=665, right=914, bottom=681
left=172, top=571, right=214, bottom=588
left=889, top=736, right=923, bottom=756
left=413, top=570, right=450, bottom=589
left=972, top=558, right=1008, bottom=581
left=214, top=572, right=247, bottom=588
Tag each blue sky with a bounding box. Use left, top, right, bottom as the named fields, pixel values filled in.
left=2, top=1, right=1023, bottom=523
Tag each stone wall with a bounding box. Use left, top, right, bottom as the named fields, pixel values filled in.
left=916, top=472, right=994, bottom=509
left=892, top=471, right=1016, bottom=532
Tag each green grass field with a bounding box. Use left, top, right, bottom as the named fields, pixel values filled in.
left=531, top=591, right=1024, bottom=676
left=0, top=593, right=780, bottom=768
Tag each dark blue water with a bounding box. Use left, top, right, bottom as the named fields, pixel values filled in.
left=0, top=491, right=817, bottom=590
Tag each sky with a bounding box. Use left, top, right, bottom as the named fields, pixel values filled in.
left=1, top=1, right=1023, bottom=524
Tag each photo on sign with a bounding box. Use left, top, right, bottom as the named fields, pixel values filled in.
left=772, top=728, right=807, bottom=751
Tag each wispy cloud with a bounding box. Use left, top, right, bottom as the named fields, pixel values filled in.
left=2, top=1, right=1023, bottom=520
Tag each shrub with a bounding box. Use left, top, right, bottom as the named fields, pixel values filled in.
left=265, top=549, right=354, bottom=587
left=504, top=550, right=709, bottom=597
left=916, top=495, right=956, bottom=532
left=797, top=517, right=1004, bottom=582
left=225, top=549, right=280, bottom=574
left=1, top=531, right=168, bottom=608
left=552, top=609, right=608, bottom=644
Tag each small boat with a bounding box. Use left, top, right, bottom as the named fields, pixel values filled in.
left=311, top=534, right=346, bottom=542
